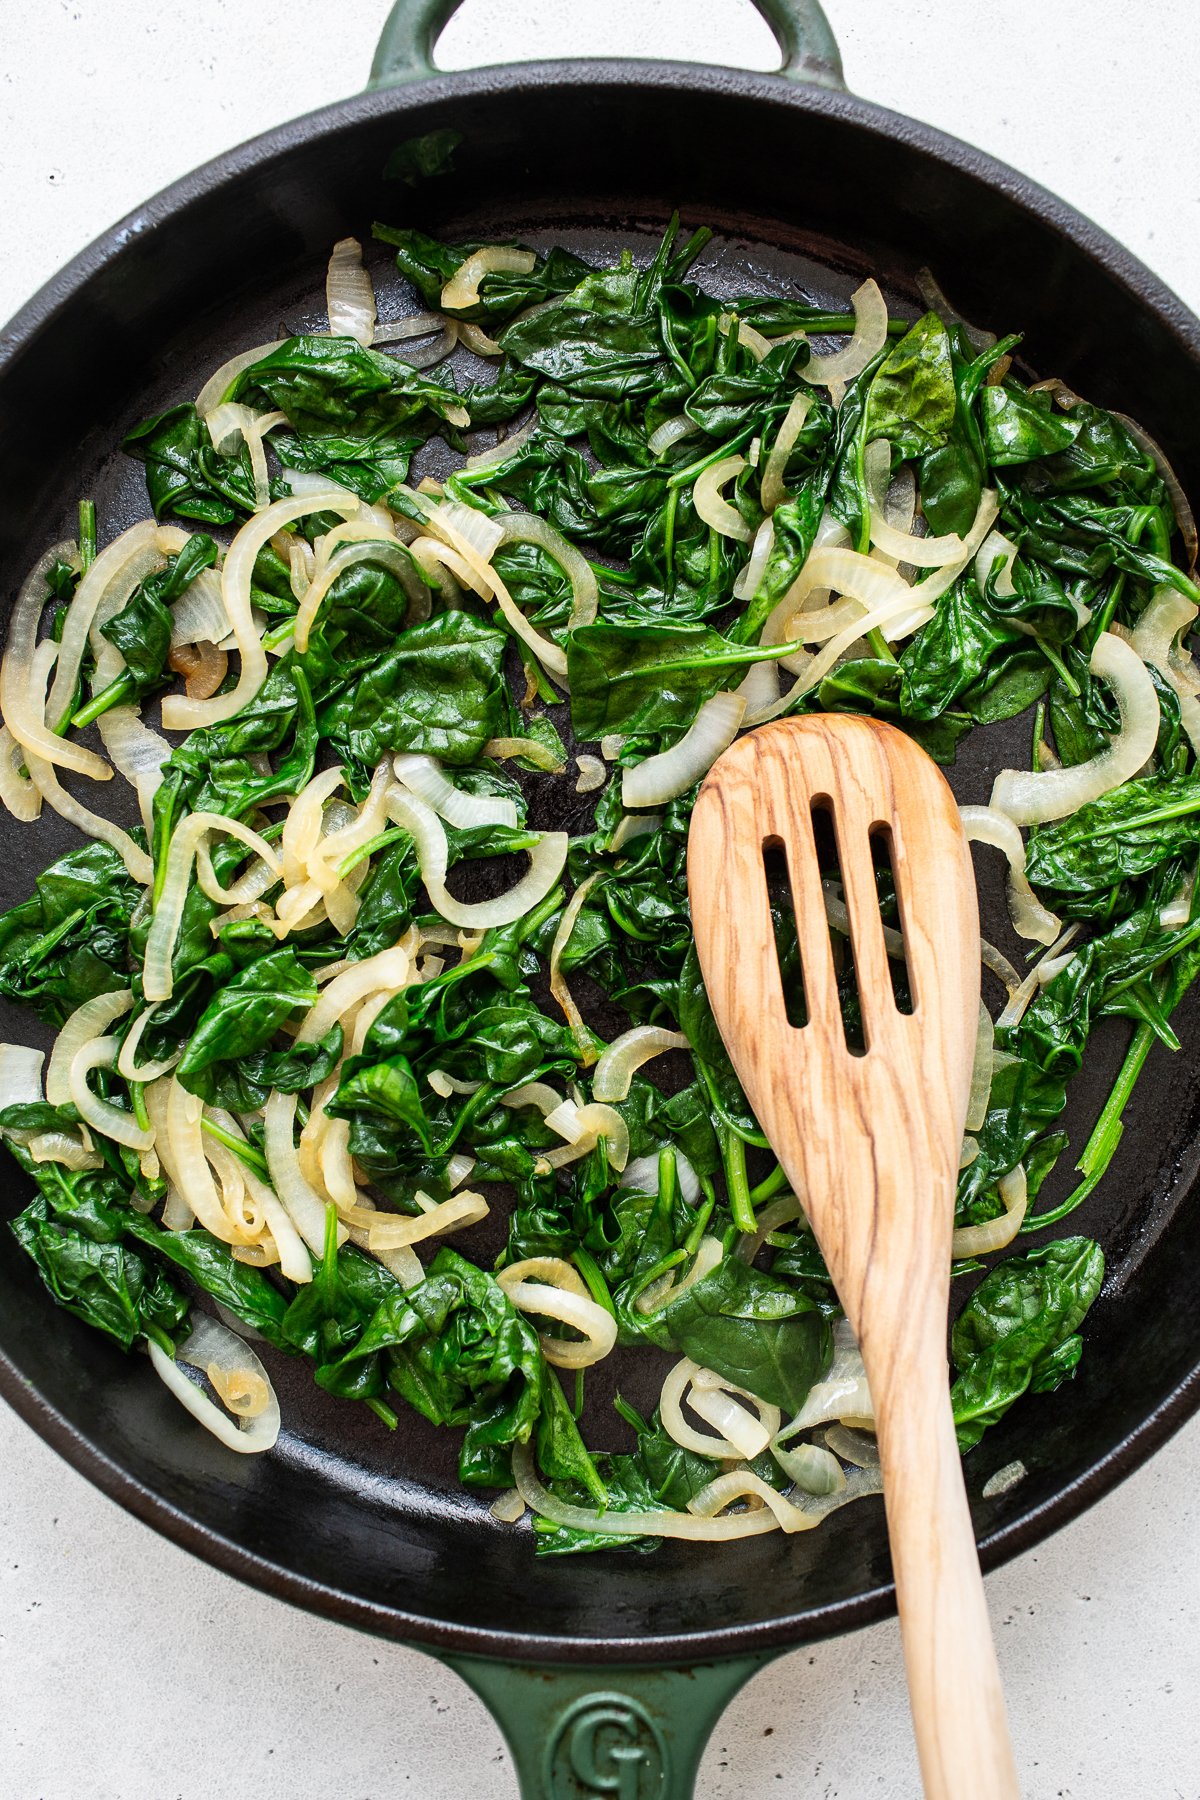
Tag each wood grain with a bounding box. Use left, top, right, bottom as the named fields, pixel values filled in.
left=688, top=713, right=1019, bottom=1800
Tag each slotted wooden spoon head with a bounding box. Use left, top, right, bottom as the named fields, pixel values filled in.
left=688, top=712, right=980, bottom=1350
left=689, top=713, right=1019, bottom=1800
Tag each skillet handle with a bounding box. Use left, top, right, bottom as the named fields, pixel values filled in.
left=443, top=1650, right=772, bottom=1799
left=369, top=0, right=846, bottom=90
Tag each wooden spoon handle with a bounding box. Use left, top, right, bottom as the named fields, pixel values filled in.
left=873, top=1364, right=1021, bottom=1800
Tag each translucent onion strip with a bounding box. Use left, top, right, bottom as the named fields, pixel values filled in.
left=660, top=1357, right=780, bottom=1460
left=965, top=1002, right=995, bottom=1134
left=623, top=692, right=746, bottom=809
left=1132, top=586, right=1200, bottom=758
left=494, top=510, right=599, bottom=629
left=693, top=455, right=752, bottom=543
left=47, top=990, right=134, bottom=1104
left=45, top=521, right=165, bottom=743
left=148, top=1313, right=280, bottom=1454
left=991, top=632, right=1160, bottom=824
left=441, top=245, right=536, bottom=311
left=162, top=491, right=357, bottom=730
left=549, top=872, right=600, bottom=1059
left=144, top=812, right=283, bottom=1000
left=759, top=393, right=813, bottom=515
left=592, top=1025, right=689, bottom=1103
left=784, top=1318, right=874, bottom=1432
left=802, top=279, right=888, bottom=388
left=195, top=340, right=286, bottom=419
left=392, top=752, right=518, bottom=831
left=1, top=541, right=110, bottom=781
left=69, top=1036, right=154, bottom=1152
left=385, top=786, right=567, bottom=930
left=326, top=236, right=377, bottom=346
left=952, top=1163, right=1028, bottom=1258
left=864, top=440, right=965, bottom=566
left=0, top=724, right=41, bottom=822
left=497, top=1257, right=617, bottom=1369
left=511, top=1440, right=781, bottom=1542
left=960, top=803, right=1062, bottom=946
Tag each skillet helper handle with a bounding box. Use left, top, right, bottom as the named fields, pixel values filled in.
left=444, top=1651, right=771, bottom=1799
left=871, top=1342, right=1022, bottom=1800
left=369, top=0, right=846, bottom=90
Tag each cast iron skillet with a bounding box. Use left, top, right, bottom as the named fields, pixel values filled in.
left=3, top=2, right=1200, bottom=1792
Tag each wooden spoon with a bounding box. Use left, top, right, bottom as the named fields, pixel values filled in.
left=688, top=713, right=1020, bottom=1800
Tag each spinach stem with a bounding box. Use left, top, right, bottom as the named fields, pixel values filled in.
left=1036, top=639, right=1080, bottom=696
left=749, top=1161, right=789, bottom=1206
left=666, top=427, right=754, bottom=492
left=721, top=1129, right=756, bottom=1235
left=201, top=1116, right=270, bottom=1178
left=1022, top=1021, right=1154, bottom=1232
left=366, top=1398, right=399, bottom=1429
left=571, top=1245, right=616, bottom=1317
left=339, top=826, right=408, bottom=879
left=683, top=1187, right=717, bottom=1255
left=130, top=1081, right=150, bottom=1132
left=72, top=670, right=134, bottom=730
left=78, top=499, right=97, bottom=573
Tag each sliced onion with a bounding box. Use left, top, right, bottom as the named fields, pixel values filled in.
left=952, top=1163, right=1028, bottom=1258
left=0, top=1043, right=45, bottom=1114
left=975, top=528, right=1019, bottom=600
left=0, top=724, right=41, bottom=822
left=736, top=654, right=782, bottom=724
left=622, top=692, right=746, bottom=809
left=264, top=1088, right=345, bottom=1256
left=384, top=786, right=567, bottom=930
left=326, top=236, right=377, bottom=346
left=97, top=706, right=171, bottom=797
left=195, top=340, right=286, bottom=419
left=823, top=877, right=904, bottom=960
left=732, top=517, right=776, bottom=605
left=497, top=1257, right=617, bottom=1369
left=162, top=491, right=357, bottom=730
left=771, top=1440, right=846, bottom=1496
left=1, top=541, right=109, bottom=781
left=47, top=990, right=133, bottom=1105
left=824, top=1423, right=880, bottom=1469
left=501, top=1080, right=566, bottom=1117
left=144, top=812, right=283, bottom=1001
left=991, top=633, right=1160, bottom=824
left=736, top=1192, right=806, bottom=1264
left=982, top=1458, right=1028, bottom=1499
left=759, top=393, right=814, bottom=515
left=510, top=1439, right=780, bottom=1542
left=392, top=752, right=518, bottom=831
left=489, top=1489, right=526, bottom=1523
left=413, top=495, right=568, bottom=683
left=1133, top=586, right=1200, bottom=757
left=293, top=536, right=428, bottom=654
left=592, top=1025, right=689, bottom=1103
left=693, top=455, right=752, bottom=543
left=169, top=566, right=231, bottom=650
left=980, top=937, right=1022, bottom=998
left=960, top=803, right=1062, bottom=946
left=864, top=440, right=964, bottom=566
left=660, top=1357, right=780, bottom=1459
left=965, top=1002, right=995, bottom=1134
left=148, top=1313, right=280, bottom=1454
left=689, top=1467, right=857, bottom=1533
left=995, top=926, right=1081, bottom=1031
left=373, top=311, right=450, bottom=345
left=67, top=1036, right=153, bottom=1152
left=548, top=871, right=601, bottom=1059
left=803, top=280, right=888, bottom=388
left=647, top=415, right=701, bottom=460
left=30, top=1130, right=101, bottom=1171
left=574, top=754, right=606, bottom=794
left=783, top=1318, right=873, bottom=1433
left=534, top=1102, right=629, bottom=1174
left=494, top=509, right=599, bottom=630
left=441, top=246, right=536, bottom=311
left=464, top=416, right=536, bottom=472
left=366, top=1190, right=489, bottom=1251
left=718, top=312, right=773, bottom=362
left=633, top=1231, right=721, bottom=1315
left=482, top=736, right=566, bottom=773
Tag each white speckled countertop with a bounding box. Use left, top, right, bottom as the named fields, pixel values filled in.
left=2, top=5, right=1199, bottom=1795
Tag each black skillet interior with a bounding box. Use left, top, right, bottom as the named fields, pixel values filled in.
left=3, top=65, right=1200, bottom=1665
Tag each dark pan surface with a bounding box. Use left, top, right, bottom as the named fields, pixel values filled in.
left=3, top=63, right=1200, bottom=1664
